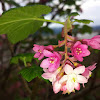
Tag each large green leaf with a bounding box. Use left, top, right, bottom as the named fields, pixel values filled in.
left=0, top=5, right=51, bottom=44
left=19, top=64, right=43, bottom=82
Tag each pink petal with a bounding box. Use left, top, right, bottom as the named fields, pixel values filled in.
left=48, top=63, right=57, bottom=72
left=61, top=85, right=67, bottom=91
left=77, top=75, right=88, bottom=83
left=64, top=64, right=73, bottom=74
left=92, top=35, right=100, bottom=41
left=53, top=81, right=61, bottom=94
left=66, top=81, right=74, bottom=92
left=45, top=45, right=54, bottom=50
left=38, top=54, right=44, bottom=60
left=33, top=44, right=39, bottom=47
left=39, top=46, right=44, bottom=51
left=82, top=69, right=89, bottom=78
left=74, top=82, right=80, bottom=90
left=43, top=68, right=49, bottom=73
left=34, top=52, right=40, bottom=58
left=87, top=63, right=96, bottom=71
left=33, top=46, right=39, bottom=52
left=76, top=56, right=83, bottom=62
left=42, top=73, right=53, bottom=79
left=82, top=49, right=90, bottom=57
left=54, top=52, right=61, bottom=60
left=80, top=44, right=88, bottom=49
left=40, top=59, right=50, bottom=68
left=73, top=41, right=81, bottom=48
left=74, top=66, right=85, bottom=74
left=43, top=50, right=54, bottom=57
left=59, top=75, right=68, bottom=84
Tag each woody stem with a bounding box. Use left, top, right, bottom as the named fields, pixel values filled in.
left=64, top=20, right=68, bottom=60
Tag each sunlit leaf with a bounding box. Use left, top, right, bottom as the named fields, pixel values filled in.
left=0, top=5, right=51, bottom=43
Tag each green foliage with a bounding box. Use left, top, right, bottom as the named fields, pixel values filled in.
left=0, top=5, right=51, bottom=44
left=72, top=24, right=92, bottom=35
left=65, top=0, right=75, bottom=5
left=80, top=25, right=92, bottom=34
left=10, top=53, right=34, bottom=64
left=74, top=19, right=94, bottom=24
left=68, top=12, right=79, bottom=17
left=19, top=64, right=43, bottom=82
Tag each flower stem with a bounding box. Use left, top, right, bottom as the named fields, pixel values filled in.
left=64, top=20, right=68, bottom=60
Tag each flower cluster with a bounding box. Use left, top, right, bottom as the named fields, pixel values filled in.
left=33, top=30, right=99, bottom=94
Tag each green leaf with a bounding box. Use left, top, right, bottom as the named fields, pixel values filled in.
left=0, top=5, right=51, bottom=44
left=80, top=25, right=92, bottom=34
left=68, top=12, right=79, bottom=17
left=10, top=53, right=34, bottom=64
left=74, top=19, right=94, bottom=24
left=19, top=65, right=43, bottom=82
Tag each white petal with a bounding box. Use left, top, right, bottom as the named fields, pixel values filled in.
left=64, top=64, right=73, bottom=74
left=74, top=66, right=85, bottom=74
left=59, top=75, right=68, bottom=84
left=74, top=82, right=80, bottom=90
left=53, top=81, right=61, bottom=94
left=66, top=81, right=74, bottom=92
left=77, top=75, right=88, bottom=83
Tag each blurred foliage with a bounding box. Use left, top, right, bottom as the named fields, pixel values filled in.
left=10, top=53, right=34, bottom=64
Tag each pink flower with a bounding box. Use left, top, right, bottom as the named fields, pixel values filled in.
left=71, top=41, right=90, bottom=62
left=53, top=81, right=61, bottom=94
left=61, top=84, right=68, bottom=94
left=59, top=64, right=87, bottom=93
left=82, top=63, right=96, bottom=79
left=40, top=50, right=61, bottom=72
left=42, top=67, right=62, bottom=84
left=33, top=44, right=53, bottom=60
left=82, top=35, right=100, bottom=50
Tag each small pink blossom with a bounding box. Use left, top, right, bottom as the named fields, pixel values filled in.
left=53, top=81, right=61, bottom=94
left=59, top=64, right=87, bottom=93
left=33, top=44, right=53, bottom=60
left=61, top=84, right=68, bottom=94
left=82, top=63, right=96, bottom=79
left=42, top=67, right=62, bottom=84
left=82, top=35, right=100, bottom=50
left=40, top=50, right=61, bottom=72
left=71, top=41, right=90, bottom=62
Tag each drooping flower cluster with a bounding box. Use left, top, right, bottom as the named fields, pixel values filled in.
left=33, top=30, right=99, bottom=94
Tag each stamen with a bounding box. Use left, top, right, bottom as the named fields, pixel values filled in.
left=38, top=50, right=42, bottom=53
left=50, top=60, right=55, bottom=64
